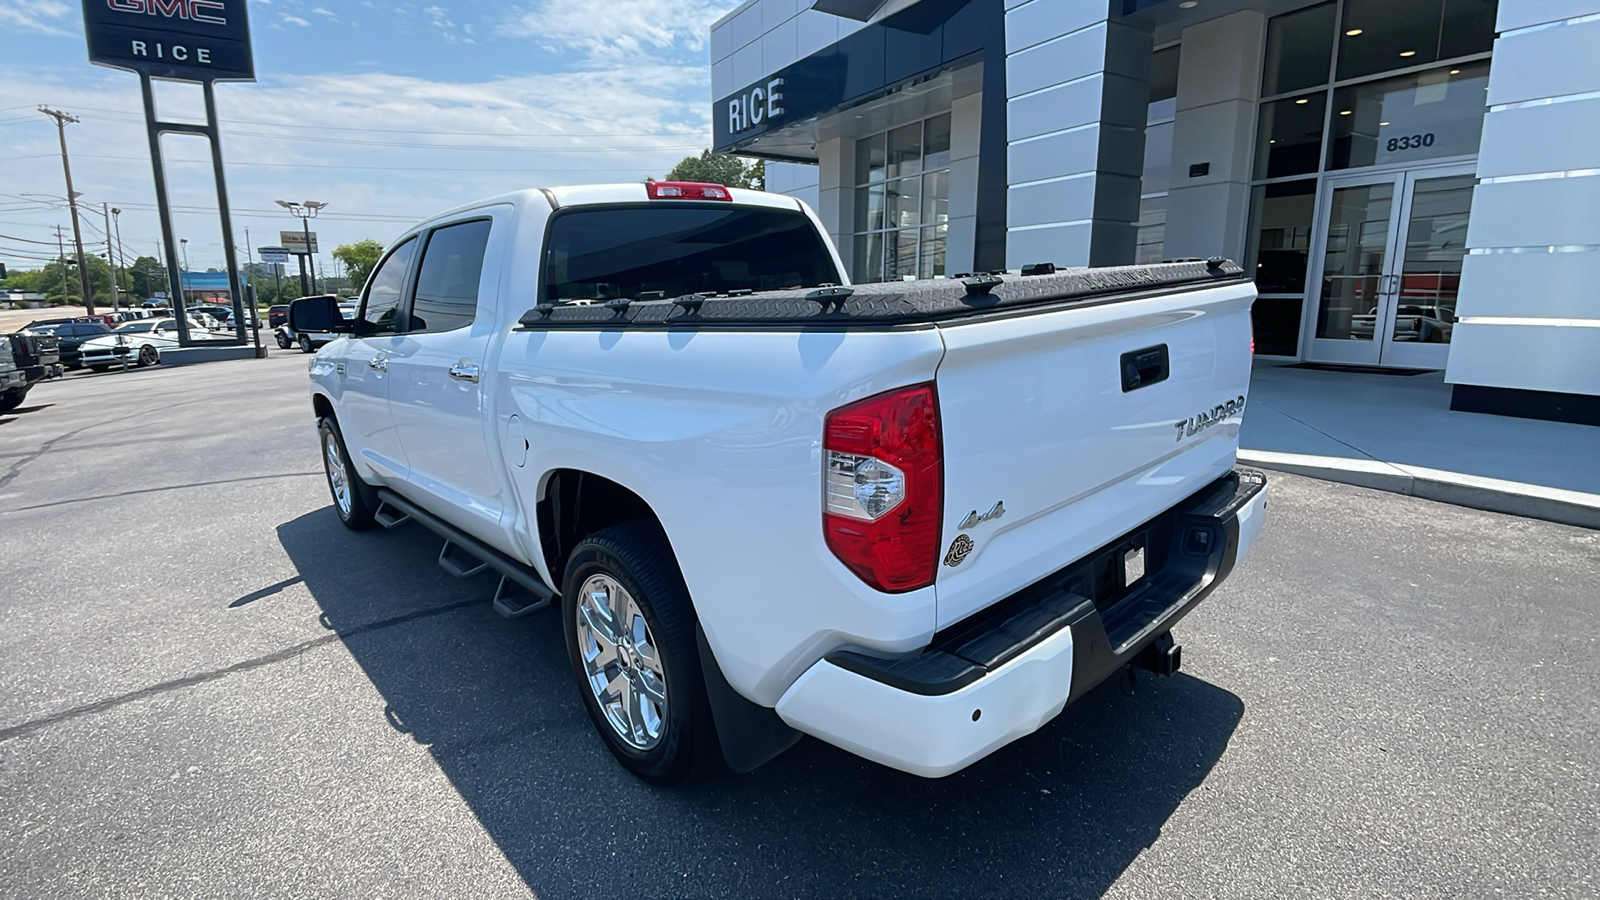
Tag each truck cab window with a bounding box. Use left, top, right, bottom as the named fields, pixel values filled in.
left=543, top=205, right=839, bottom=303
left=410, top=219, right=491, bottom=333
left=361, top=236, right=418, bottom=334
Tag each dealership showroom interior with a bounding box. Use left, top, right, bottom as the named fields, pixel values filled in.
left=711, top=0, right=1598, bottom=426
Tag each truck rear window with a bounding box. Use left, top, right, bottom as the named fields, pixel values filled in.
left=542, top=204, right=840, bottom=303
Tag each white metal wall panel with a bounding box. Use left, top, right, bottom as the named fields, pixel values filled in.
left=1485, top=19, right=1600, bottom=106
left=761, top=17, right=800, bottom=73
left=1007, top=126, right=1106, bottom=184
left=1466, top=176, right=1600, bottom=248
left=1005, top=23, right=1108, bottom=98
left=1456, top=251, right=1600, bottom=319
left=1006, top=222, right=1094, bottom=268
left=1477, top=97, right=1600, bottom=178
left=1497, top=0, right=1600, bottom=32
left=1004, top=0, right=1104, bottom=54
left=1007, top=173, right=1097, bottom=227
left=1445, top=322, right=1600, bottom=394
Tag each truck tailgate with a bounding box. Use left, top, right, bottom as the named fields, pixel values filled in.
left=932, top=278, right=1256, bottom=629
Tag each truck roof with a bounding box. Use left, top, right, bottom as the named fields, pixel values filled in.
left=412, top=183, right=800, bottom=232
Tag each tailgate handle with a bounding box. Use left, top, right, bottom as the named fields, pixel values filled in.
left=1121, top=344, right=1169, bottom=392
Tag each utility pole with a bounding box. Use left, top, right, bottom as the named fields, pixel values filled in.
left=39, top=107, right=95, bottom=315
left=111, top=207, right=127, bottom=303
left=102, top=203, right=120, bottom=312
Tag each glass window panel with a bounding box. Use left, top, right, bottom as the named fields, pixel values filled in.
left=855, top=185, right=886, bottom=232
left=853, top=232, right=884, bottom=283
left=855, top=133, right=886, bottom=185
left=1336, top=0, right=1489, bottom=81
left=1251, top=297, right=1304, bottom=356
left=410, top=219, right=491, bottom=333
left=1141, top=119, right=1174, bottom=196
left=921, top=170, right=949, bottom=225
left=1135, top=195, right=1167, bottom=265
left=887, top=177, right=921, bottom=229
left=1248, top=179, right=1316, bottom=294
left=1255, top=93, right=1327, bottom=179
left=1149, top=45, right=1181, bottom=103
left=923, top=113, right=952, bottom=170
left=886, top=229, right=919, bottom=280
left=1393, top=174, right=1474, bottom=344
left=1314, top=182, right=1395, bottom=341
left=919, top=224, right=947, bottom=278
left=360, top=236, right=416, bottom=334
left=887, top=123, right=922, bottom=180
left=1263, top=2, right=1335, bottom=96
left=1327, top=61, right=1490, bottom=170
left=1439, top=0, right=1497, bottom=61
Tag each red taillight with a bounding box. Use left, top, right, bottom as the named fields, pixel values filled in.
left=822, top=383, right=942, bottom=593
left=645, top=181, right=732, bottom=201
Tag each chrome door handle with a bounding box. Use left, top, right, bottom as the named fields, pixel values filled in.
left=448, top=363, right=480, bottom=383
left=368, top=356, right=388, bottom=371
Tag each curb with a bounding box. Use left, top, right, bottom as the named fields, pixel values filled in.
left=1238, top=449, right=1600, bottom=531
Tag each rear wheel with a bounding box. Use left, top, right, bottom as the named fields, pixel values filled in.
left=318, top=416, right=378, bottom=530
left=276, top=332, right=292, bottom=350
left=562, top=521, right=719, bottom=784
left=299, top=334, right=314, bottom=354
left=136, top=344, right=159, bottom=367
left=0, top=387, right=27, bottom=413
left=88, top=364, right=110, bottom=373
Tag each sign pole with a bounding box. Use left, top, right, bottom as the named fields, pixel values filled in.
left=139, top=72, right=191, bottom=347
left=205, top=81, right=248, bottom=344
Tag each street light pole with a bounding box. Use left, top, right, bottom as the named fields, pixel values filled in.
left=276, top=200, right=326, bottom=296
left=39, top=107, right=94, bottom=315
left=102, top=203, right=120, bottom=312
left=180, top=238, right=190, bottom=306
left=111, top=207, right=126, bottom=305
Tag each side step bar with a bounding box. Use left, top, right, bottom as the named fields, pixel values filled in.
left=375, top=488, right=555, bottom=618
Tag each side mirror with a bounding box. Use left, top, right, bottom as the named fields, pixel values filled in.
left=288, top=294, right=351, bottom=334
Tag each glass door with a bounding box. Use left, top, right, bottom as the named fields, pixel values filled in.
left=1304, top=163, right=1475, bottom=367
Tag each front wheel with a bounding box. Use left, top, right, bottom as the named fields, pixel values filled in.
left=0, top=388, right=27, bottom=413
left=562, top=521, right=720, bottom=784
left=298, top=334, right=314, bottom=354
left=318, top=417, right=378, bottom=530
left=136, top=344, right=159, bottom=367
left=276, top=332, right=292, bottom=350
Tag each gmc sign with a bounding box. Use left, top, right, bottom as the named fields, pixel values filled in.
left=82, top=0, right=254, bottom=83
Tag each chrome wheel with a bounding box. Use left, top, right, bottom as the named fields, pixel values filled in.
left=138, top=344, right=158, bottom=367
left=323, top=431, right=352, bottom=518
left=576, top=574, right=668, bottom=750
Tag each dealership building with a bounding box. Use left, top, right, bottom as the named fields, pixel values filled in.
left=710, top=0, right=1600, bottom=424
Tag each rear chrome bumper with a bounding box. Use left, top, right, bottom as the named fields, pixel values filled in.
left=776, top=469, right=1267, bottom=778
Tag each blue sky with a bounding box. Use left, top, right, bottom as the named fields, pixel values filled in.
left=0, top=0, right=738, bottom=275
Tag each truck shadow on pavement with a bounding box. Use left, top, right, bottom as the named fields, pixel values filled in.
left=279, top=509, right=1244, bottom=899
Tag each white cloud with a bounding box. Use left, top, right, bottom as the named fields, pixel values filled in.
left=502, top=0, right=730, bottom=64
left=311, top=7, right=335, bottom=17
left=281, top=14, right=310, bottom=27
left=0, top=0, right=73, bottom=35
left=424, top=5, right=475, bottom=45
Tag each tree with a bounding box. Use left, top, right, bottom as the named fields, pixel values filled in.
left=664, top=151, right=765, bottom=190
left=333, top=239, right=385, bottom=294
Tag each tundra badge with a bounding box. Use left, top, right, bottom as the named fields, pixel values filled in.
left=1174, top=395, right=1246, bottom=442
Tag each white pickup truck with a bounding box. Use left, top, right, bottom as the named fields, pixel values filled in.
left=291, top=181, right=1267, bottom=784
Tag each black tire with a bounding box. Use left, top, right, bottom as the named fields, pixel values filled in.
left=318, top=416, right=379, bottom=530
left=88, top=365, right=110, bottom=373
left=562, top=521, right=720, bottom=784
left=0, top=388, right=27, bottom=413
left=276, top=334, right=292, bottom=350
left=299, top=334, right=315, bottom=354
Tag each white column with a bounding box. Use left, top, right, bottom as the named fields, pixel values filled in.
left=1444, top=1, right=1600, bottom=408
left=1161, top=10, right=1265, bottom=264
left=1003, top=0, right=1151, bottom=269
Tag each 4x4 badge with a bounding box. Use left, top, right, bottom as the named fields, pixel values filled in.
left=958, top=501, right=1005, bottom=530
left=944, top=534, right=975, bottom=567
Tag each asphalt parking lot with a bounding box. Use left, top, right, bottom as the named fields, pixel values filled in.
left=2, top=354, right=1597, bottom=899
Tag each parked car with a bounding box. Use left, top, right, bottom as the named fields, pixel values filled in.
left=78, top=317, right=211, bottom=371
left=0, top=335, right=29, bottom=412
left=7, top=331, right=62, bottom=387
left=268, top=304, right=290, bottom=328
left=34, top=321, right=115, bottom=369
left=292, top=182, right=1268, bottom=783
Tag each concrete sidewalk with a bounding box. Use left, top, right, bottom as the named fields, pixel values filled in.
left=1239, top=362, right=1600, bottom=529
